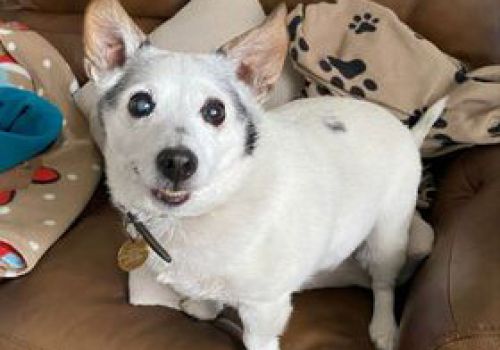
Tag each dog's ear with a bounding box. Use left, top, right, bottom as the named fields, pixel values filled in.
left=220, top=4, right=288, bottom=100
left=84, top=0, right=146, bottom=83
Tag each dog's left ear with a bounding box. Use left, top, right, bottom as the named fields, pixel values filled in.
left=220, top=4, right=288, bottom=100
left=84, top=0, right=146, bottom=84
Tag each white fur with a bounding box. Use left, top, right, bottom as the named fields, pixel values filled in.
left=88, top=15, right=445, bottom=349
left=100, top=56, right=440, bottom=348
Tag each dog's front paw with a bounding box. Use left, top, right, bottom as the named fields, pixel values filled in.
left=369, top=316, right=398, bottom=350
left=180, top=299, right=223, bottom=321
left=243, top=335, right=280, bottom=350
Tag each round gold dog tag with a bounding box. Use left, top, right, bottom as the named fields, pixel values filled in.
left=117, top=239, right=149, bottom=272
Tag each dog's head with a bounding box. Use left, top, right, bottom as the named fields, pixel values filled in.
left=84, top=0, right=288, bottom=217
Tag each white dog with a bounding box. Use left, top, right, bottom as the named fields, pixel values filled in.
left=84, top=1, right=445, bottom=349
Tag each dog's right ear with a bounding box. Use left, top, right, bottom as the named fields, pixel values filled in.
left=84, top=0, right=146, bottom=83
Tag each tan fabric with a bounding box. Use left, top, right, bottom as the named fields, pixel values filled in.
left=0, top=157, right=41, bottom=191
left=0, top=23, right=101, bottom=277
left=288, top=1, right=500, bottom=157
left=148, top=0, right=265, bottom=53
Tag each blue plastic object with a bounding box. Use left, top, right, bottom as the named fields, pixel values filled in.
left=0, top=87, right=63, bottom=172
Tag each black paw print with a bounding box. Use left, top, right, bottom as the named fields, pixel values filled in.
left=404, top=107, right=428, bottom=127
left=302, top=80, right=336, bottom=98
left=289, top=35, right=310, bottom=62
left=316, top=84, right=334, bottom=96
left=433, top=115, right=448, bottom=129
left=319, top=56, right=366, bottom=78
left=290, top=46, right=299, bottom=61
left=455, top=65, right=468, bottom=84
left=330, top=75, right=377, bottom=98
left=404, top=106, right=447, bottom=128
left=288, top=15, right=302, bottom=41
left=348, top=13, right=379, bottom=34
left=488, top=123, right=500, bottom=137
left=318, top=56, right=378, bottom=98
left=287, top=15, right=304, bottom=62
left=433, top=134, right=461, bottom=148
left=403, top=106, right=448, bottom=129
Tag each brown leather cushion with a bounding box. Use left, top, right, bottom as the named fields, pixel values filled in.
left=27, top=0, right=188, bottom=18
left=0, top=186, right=375, bottom=350
left=399, top=144, right=500, bottom=350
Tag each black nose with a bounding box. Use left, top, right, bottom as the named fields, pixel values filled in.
left=156, top=147, right=198, bottom=183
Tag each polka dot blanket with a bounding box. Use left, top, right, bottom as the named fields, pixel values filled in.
left=0, top=22, right=101, bottom=277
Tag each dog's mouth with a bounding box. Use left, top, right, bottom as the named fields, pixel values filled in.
left=151, top=188, right=190, bottom=206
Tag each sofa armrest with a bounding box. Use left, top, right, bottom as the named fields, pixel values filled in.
left=399, top=145, right=500, bottom=350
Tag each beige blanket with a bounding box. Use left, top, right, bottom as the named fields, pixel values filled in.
left=287, top=0, right=500, bottom=158
left=0, top=22, right=101, bottom=277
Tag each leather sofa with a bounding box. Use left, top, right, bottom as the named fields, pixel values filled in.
left=0, top=1, right=499, bottom=349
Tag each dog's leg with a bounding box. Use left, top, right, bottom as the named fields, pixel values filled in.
left=358, top=212, right=412, bottom=350
left=301, top=256, right=371, bottom=290
left=180, top=299, right=223, bottom=321
left=239, top=295, right=292, bottom=350
left=397, top=211, right=434, bottom=284
left=129, top=266, right=182, bottom=309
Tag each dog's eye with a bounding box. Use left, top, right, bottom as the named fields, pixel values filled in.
left=201, top=98, right=225, bottom=126
left=128, top=92, right=155, bottom=118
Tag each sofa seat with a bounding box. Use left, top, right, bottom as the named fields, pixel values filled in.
left=0, top=187, right=375, bottom=350
left=0, top=0, right=499, bottom=349
left=400, top=145, right=500, bottom=350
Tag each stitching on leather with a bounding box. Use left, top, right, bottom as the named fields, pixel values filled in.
left=0, top=331, right=52, bottom=350
left=462, top=154, right=482, bottom=194
left=434, top=331, right=500, bottom=350
left=446, top=216, right=458, bottom=332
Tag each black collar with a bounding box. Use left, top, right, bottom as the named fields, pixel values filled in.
left=126, top=212, right=172, bottom=264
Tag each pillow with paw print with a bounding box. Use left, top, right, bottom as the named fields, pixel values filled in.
left=287, top=0, right=500, bottom=157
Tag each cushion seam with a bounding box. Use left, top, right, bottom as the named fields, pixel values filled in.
left=434, top=331, right=500, bottom=350
left=446, top=209, right=458, bottom=332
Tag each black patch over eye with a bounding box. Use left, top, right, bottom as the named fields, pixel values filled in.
left=201, top=98, right=225, bottom=126
left=128, top=92, right=155, bottom=118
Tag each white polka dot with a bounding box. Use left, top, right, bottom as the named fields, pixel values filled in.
left=70, top=79, right=79, bottom=94
left=42, top=58, right=52, bottom=69
left=28, top=241, right=40, bottom=251
left=7, top=42, right=16, bottom=51
left=0, top=28, right=13, bottom=35
left=3, top=271, right=18, bottom=278
left=37, top=88, right=44, bottom=96
left=43, top=193, right=56, bottom=201
left=43, top=219, right=56, bottom=226
left=67, top=173, right=78, bottom=181
left=91, top=164, right=101, bottom=171
left=17, top=85, right=24, bottom=90
left=62, top=119, right=67, bottom=127
left=0, top=206, right=11, bottom=215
